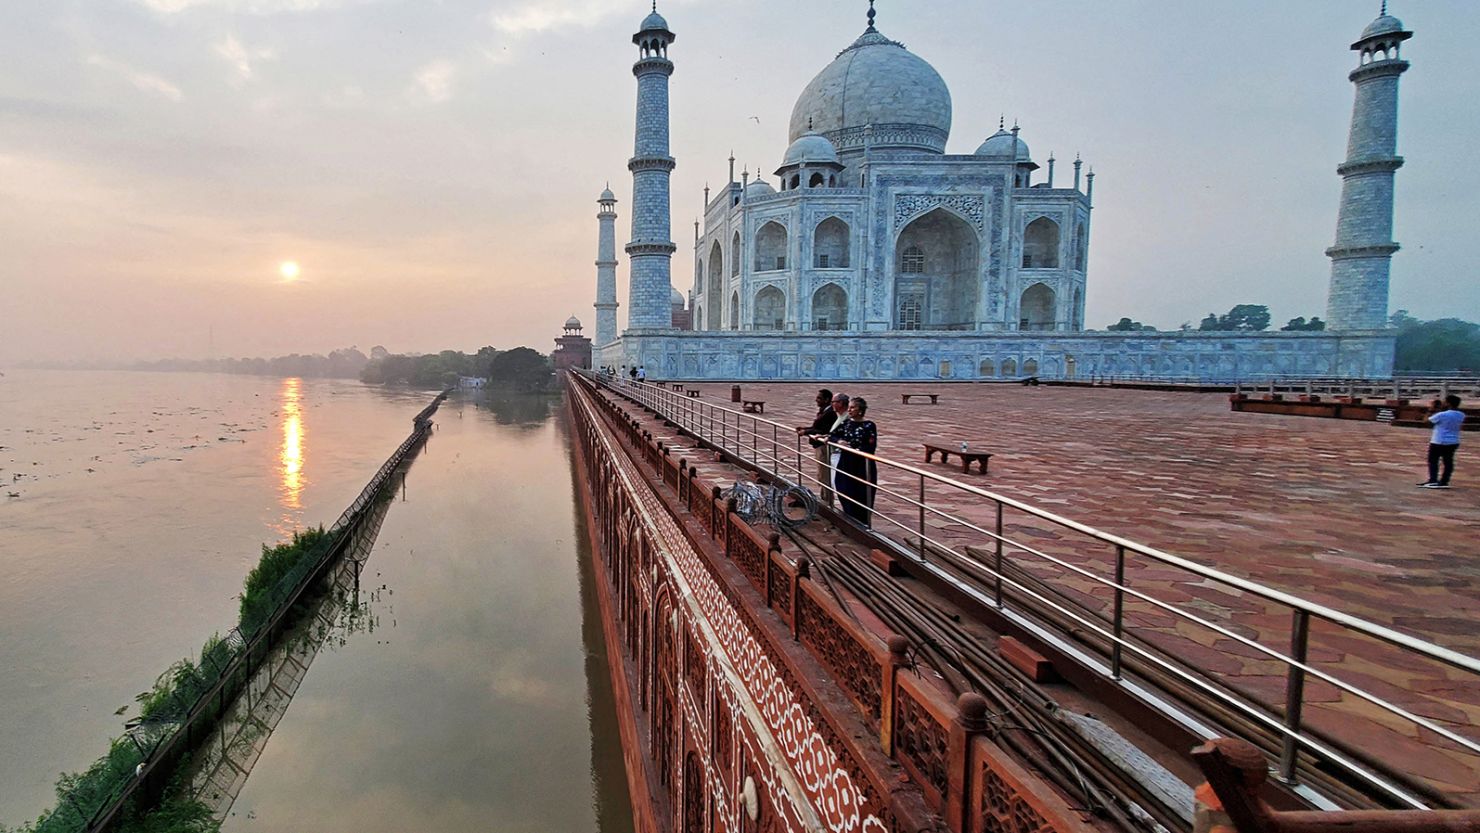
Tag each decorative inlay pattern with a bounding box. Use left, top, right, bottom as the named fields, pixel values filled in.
left=893, top=684, right=949, bottom=797
left=894, top=194, right=985, bottom=232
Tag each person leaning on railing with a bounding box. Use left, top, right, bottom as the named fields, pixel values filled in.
left=807, top=392, right=851, bottom=501
left=824, top=397, right=878, bottom=528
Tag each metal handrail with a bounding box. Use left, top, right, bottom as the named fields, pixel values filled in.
left=576, top=369, right=1480, bottom=808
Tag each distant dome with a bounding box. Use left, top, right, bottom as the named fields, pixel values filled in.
left=744, top=179, right=776, bottom=197
left=599, top=186, right=616, bottom=202
left=975, top=128, right=1030, bottom=161
left=639, top=10, right=669, bottom=33
left=782, top=132, right=840, bottom=167
left=1361, top=14, right=1405, bottom=39
left=670, top=288, right=685, bottom=306
left=788, top=27, right=951, bottom=154
left=564, top=315, right=582, bottom=329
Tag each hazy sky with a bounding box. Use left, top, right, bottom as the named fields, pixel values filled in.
left=2, top=0, right=1476, bottom=363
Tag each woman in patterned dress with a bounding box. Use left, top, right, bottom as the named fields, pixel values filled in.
left=828, top=397, right=877, bottom=527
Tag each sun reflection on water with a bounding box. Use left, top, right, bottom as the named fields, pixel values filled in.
left=279, top=377, right=305, bottom=515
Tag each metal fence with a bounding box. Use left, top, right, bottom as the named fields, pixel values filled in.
left=576, top=370, right=1480, bottom=810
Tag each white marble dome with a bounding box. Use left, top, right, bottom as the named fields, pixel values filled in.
left=744, top=178, right=776, bottom=197
left=670, top=288, right=685, bottom=306
left=599, top=186, right=616, bottom=202
left=564, top=315, right=583, bottom=330
left=788, top=28, right=951, bottom=154
left=782, top=132, right=840, bottom=167
left=975, top=128, right=1030, bottom=161
left=1361, top=14, right=1405, bottom=39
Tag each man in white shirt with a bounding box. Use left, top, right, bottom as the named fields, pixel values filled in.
left=1419, top=395, right=1465, bottom=489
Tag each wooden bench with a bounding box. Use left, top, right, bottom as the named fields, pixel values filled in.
left=924, top=442, right=991, bottom=474
left=742, top=400, right=765, bottom=414
left=901, top=393, right=940, bottom=405
left=685, top=389, right=701, bottom=398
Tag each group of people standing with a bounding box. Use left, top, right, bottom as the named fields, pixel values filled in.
left=795, top=389, right=878, bottom=527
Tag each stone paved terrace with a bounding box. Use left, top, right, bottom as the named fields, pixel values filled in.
left=671, top=380, right=1480, bottom=805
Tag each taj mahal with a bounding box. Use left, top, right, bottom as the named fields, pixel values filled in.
left=581, top=3, right=1408, bottom=381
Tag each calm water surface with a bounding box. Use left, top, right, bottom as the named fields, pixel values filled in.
left=0, top=371, right=631, bottom=832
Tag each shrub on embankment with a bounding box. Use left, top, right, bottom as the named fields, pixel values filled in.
left=3, top=528, right=338, bottom=833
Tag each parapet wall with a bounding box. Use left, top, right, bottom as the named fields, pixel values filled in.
left=600, top=330, right=1395, bottom=382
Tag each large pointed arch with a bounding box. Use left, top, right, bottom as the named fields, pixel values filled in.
left=1023, top=216, right=1060, bottom=268
left=1020, top=282, right=1056, bottom=331
left=706, top=241, right=723, bottom=331
left=755, top=221, right=788, bottom=272
left=893, top=207, right=979, bottom=330
left=811, top=283, right=847, bottom=330
left=753, top=285, right=786, bottom=330
left=813, top=216, right=850, bottom=268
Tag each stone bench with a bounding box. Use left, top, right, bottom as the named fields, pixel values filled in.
left=670, top=383, right=685, bottom=392
left=901, top=393, right=940, bottom=405
left=686, top=389, right=701, bottom=398
left=742, top=400, right=765, bottom=414
left=923, top=442, right=991, bottom=475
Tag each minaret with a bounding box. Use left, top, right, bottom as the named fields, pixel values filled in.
left=594, top=186, right=620, bottom=346
left=1325, top=5, right=1412, bottom=331
left=624, top=5, right=677, bottom=330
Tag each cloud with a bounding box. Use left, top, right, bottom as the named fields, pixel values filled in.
left=84, top=55, right=184, bottom=101
left=488, top=0, right=642, bottom=37
left=133, top=0, right=340, bottom=13
left=215, top=34, right=277, bottom=86
left=411, top=60, right=456, bottom=103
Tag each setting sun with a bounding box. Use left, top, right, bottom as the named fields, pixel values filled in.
left=279, top=261, right=300, bottom=281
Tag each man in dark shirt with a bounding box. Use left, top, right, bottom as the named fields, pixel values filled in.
left=795, top=388, right=835, bottom=437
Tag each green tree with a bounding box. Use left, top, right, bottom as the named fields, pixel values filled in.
left=1199, top=305, right=1271, bottom=331
left=1107, top=317, right=1143, bottom=331
left=1199, top=313, right=1221, bottom=331
left=489, top=347, right=552, bottom=390
left=1281, top=316, right=1326, bottom=332
left=1394, top=316, right=1480, bottom=372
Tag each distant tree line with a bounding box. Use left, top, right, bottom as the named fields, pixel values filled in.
left=129, top=347, right=373, bottom=378
left=1105, top=305, right=1325, bottom=333
left=358, top=346, right=552, bottom=390
left=1391, top=311, right=1480, bottom=372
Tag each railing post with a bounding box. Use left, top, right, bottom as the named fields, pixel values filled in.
left=993, top=501, right=1005, bottom=608
left=1112, top=544, right=1126, bottom=680
left=880, top=635, right=908, bottom=756
left=948, top=692, right=990, bottom=832
left=1280, top=609, right=1310, bottom=782
left=917, top=473, right=927, bottom=555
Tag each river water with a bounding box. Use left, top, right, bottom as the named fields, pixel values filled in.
left=0, top=370, right=632, bottom=831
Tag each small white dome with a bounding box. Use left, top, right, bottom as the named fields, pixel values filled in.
left=782, top=132, right=840, bottom=167
left=670, top=288, right=685, bottom=306
left=744, top=179, right=776, bottom=197
left=975, top=128, right=1030, bottom=161
left=599, top=186, right=616, bottom=202
left=564, top=315, right=583, bottom=330
left=639, top=10, right=669, bottom=33
left=1361, top=14, right=1405, bottom=40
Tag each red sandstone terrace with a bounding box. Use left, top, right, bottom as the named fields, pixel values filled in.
left=567, top=371, right=1480, bottom=833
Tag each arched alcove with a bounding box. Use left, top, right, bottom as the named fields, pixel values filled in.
left=1001, top=358, right=1018, bottom=376
left=1020, top=283, right=1056, bottom=331
left=707, top=242, right=724, bottom=330
left=753, top=286, right=785, bottom=330
left=1023, top=217, right=1060, bottom=268
left=893, top=208, right=979, bottom=330
left=811, top=283, right=847, bottom=330
left=978, top=359, right=996, bottom=377
left=731, top=232, right=741, bottom=277
left=813, top=217, right=850, bottom=268
left=729, top=290, right=739, bottom=329
left=755, top=222, right=788, bottom=272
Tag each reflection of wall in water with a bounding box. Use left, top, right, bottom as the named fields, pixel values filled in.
left=186, top=487, right=397, bottom=822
